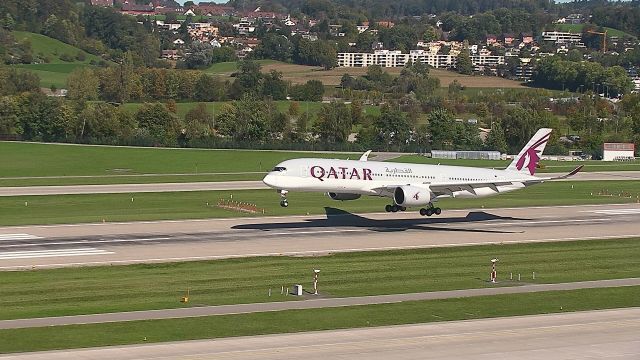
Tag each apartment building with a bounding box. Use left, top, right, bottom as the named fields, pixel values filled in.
left=337, top=50, right=504, bottom=69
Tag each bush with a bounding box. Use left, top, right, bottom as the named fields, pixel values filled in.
left=75, top=51, right=86, bottom=62
left=59, top=53, right=74, bottom=62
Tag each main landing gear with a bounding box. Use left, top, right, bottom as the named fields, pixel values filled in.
left=385, top=204, right=406, bottom=212
left=279, top=189, right=289, bottom=207
left=419, top=203, right=441, bottom=217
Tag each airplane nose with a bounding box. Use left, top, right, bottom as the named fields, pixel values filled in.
left=263, top=174, right=276, bottom=188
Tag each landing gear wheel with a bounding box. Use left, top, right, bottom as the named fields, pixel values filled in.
left=400, top=206, right=406, bottom=212
left=385, top=204, right=392, bottom=212
left=280, top=200, right=288, bottom=208
left=419, top=208, right=426, bottom=216
left=434, top=207, right=442, bottom=215
left=425, top=208, right=434, bottom=216
left=391, top=205, right=399, bottom=212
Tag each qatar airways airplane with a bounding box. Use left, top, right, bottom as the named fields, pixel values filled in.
left=262, top=128, right=583, bottom=216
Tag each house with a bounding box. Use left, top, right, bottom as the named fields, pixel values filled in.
left=521, top=33, right=534, bottom=44
left=173, top=38, right=185, bottom=46
left=503, top=34, right=515, bottom=46
left=486, top=35, right=498, bottom=46
left=184, top=9, right=195, bottom=16
left=120, top=2, right=155, bottom=16
left=90, top=0, right=114, bottom=6
left=210, top=39, right=221, bottom=48
left=376, top=20, right=394, bottom=28
left=356, top=24, right=369, bottom=33
left=284, top=15, right=296, bottom=27
left=161, top=49, right=181, bottom=60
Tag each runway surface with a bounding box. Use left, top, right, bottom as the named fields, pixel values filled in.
left=1, top=203, right=639, bottom=269
left=3, top=308, right=639, bottom=360
left=1, top=171, right=640, bottom=196
left=1, top=278, right=637, bottom=330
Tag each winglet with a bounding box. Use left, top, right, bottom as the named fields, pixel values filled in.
left=554, top=165, right=584, bottom=180
left=359, top=150, right=372, bottom=161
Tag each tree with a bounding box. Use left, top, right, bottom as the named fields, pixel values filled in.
left=427, top=108, right=456, bottom=150
left=134, top=103, right=180, bottom=145
left=376, top=105, right=411, bottom=149
left=350, top=99, right=363, bottom=125
left=254, top=33, right=293, bottom=62
left=313, top=102, right=352, bottom=143
left=184, top=103, right=213, bottom=140
left=0, top=96, right=19, bottom=135
left=456, top=47, right=473, bottom=75
left=195, top=74, right=225, bottom=102
left=262, top=70, right=287, bottom=100
left=66, top=67, right=99, bottom=102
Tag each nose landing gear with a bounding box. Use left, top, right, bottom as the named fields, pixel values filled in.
left=279, top=189, right=289, bottom=207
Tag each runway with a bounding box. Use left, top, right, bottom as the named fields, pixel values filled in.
left=3, top=308, right=639, bottom=359
left=1, top=203, right=639, bottom=269
left=1, top=171, right=639, bottom=196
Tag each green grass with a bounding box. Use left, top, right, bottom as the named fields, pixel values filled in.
left=0, top=286, right=637, bottom=354
left=0, top=142, right=354, bottom=180
left=0, top=180, right=638, bottom=226
left=12, top=31, right=102, bottom=64
left=552, top=24, right=635, bottom=38
left=1, top=238, right=638, bottom=320
left=395, top=155, right=640, bottom=173
left=13, top=63, right=91, bottom=89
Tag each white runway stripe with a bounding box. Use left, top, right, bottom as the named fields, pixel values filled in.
left=0, top=248, right=113, bottom=260
left=0, top=233, right=43, bottom=241
left=588, top=209, right=640, bottom=215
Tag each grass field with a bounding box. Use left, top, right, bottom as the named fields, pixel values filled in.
left=395, top=155, right=640, bottom=173
left=0, top=286, right=637, bottom=353
left=0, top=180, right=638, bottom=226
left=10, top=32, right=104, bottom=88
left=204, top=60, right=525, bottom=87
left=552, top=24, right=635, bottom=39
left=1, top=238, right=637, bottom=320
left=0, top=142, right=354, bottom=179
left=12, top=32, right=102, bottom=65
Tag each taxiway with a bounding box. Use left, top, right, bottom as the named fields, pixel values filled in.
left=2, top=308, right=638, bottom=360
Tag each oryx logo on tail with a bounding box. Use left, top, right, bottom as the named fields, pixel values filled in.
left=507, top=128, right=552, bottom=176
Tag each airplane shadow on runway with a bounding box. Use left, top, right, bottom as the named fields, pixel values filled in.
left=232, top=207, right=528, bottom=234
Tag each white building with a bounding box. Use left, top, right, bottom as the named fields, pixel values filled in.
left=603, top=143, right=635, bottom=161
left=542, top=31, right=585, bottom=47
left=337, top=49, right=504, bottom=69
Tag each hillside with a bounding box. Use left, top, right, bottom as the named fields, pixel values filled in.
left=552, top=24, right=635, bottom=38
left=10, top=32, right=105, bottom=89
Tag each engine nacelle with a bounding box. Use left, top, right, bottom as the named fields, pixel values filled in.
left=393, top=186, right=434, bottom=207
left=327, top=192, right=361, bottom=201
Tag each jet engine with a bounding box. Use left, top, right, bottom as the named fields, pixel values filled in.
left=327, top=192, right=362, bottom=201
left=393, top=186, right=434, bottom=207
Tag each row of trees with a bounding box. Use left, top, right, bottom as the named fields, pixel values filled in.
left=531, top=57, right=633, bottom=97
left=60, top=59, right=324, bottom=103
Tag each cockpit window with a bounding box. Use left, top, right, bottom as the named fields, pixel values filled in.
left=273, top=166, right=287, bottom=172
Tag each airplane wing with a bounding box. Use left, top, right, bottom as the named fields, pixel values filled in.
left=372, top=165, right=583, bottom=198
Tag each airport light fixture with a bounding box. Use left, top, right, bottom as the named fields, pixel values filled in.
left=313, top=269, right=320, bottom=295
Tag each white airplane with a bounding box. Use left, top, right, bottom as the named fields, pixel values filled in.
left=262, top=128, right=583, bottom=216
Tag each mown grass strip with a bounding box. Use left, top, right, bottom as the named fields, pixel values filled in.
left=2, top=238, right=638, bottom=320
left=0, top=286, right=637, bottom=354
left=0, top=180, right=638, bottom=226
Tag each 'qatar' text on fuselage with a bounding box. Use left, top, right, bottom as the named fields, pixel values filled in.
left=310, top=165, right=373, bottom=181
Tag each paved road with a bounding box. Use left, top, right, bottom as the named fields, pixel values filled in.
left=1, top=278, right=637, bottom=330
left=1, top=171, right=639, bottom=196
left=1, top=203, right=639, bottom=269
left=3, top=308, right=639, bottom=360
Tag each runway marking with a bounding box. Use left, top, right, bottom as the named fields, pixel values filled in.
left=1, top=203, right=638, bottom=231
left=0, top=248, right=114, bottom=260
left=0, top=233, right=42, bottom=241
left=4, top=234, right=639, bottom=270
left=585, top=208, right=640, bottom=215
